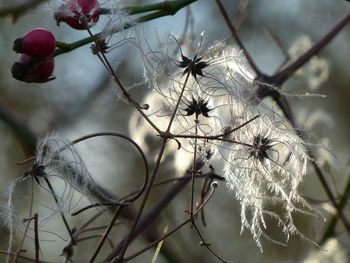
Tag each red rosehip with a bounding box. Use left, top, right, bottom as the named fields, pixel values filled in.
left=54, top=0, right=100, bottom=30
left=11, top=54, right=55, bottom=83
left=12, top=28, right=56, bottom=59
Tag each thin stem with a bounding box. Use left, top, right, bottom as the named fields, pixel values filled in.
left=190, top=120, right=199, bottom=220
left=72, top=132, right=149, bottom=203
left=171, top=115, right=259, bottom=148
left=273, top=12, right=350, bottom=86
left=121, top=182, right=217, bottom=262
left=320, top=175, right=350, bottom=245
left=62, top=211, right=106, bottom=259
left=187, top=115, right=226, bottom=261
left=191, top=222, right=228, bottom=263
left=153, top=172, right=224, bottom=186
left=71, top=202, right=118, bottom=216
left=99, top=0, right=196, bottom=16
left=214, top=0, right=262, bottom=77
left=82, top=25, right=162, bottom=135
left=79, top=223, right=122, bottom=235
left=89, top=205, right=124, bottom=263
left=126, top=0, right=197, bottom=16
left=103, top=157, right=205, bottom=262
left=218, top=115, right=260, bottom=137
left=277, top=95, right=350, bottom=235
left=33, top=214, right=39, bottom=263
left=73, top=172, right=224, bottom=215
left=166, top=70, right=192, bottom=132
left=174, top=133, right=254, bottom=148
left=256, top=11, right=350, bottom=238
left=116, top=139, right=168, bottom=262
left=11, top=178, right=35, bottom=263
left=0, top=251, right=52, bottom=263
left=54, top=0, right=197, bottom=56
left=43, top=177, right=76, bottom=245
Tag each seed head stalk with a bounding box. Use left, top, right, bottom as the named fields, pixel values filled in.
left=116, top=69, right=192, bottom=261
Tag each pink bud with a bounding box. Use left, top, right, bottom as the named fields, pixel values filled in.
left=54, top=0, right=100, bottom=30
left=11, top=54, right=55, bottom=83
left=13, top=28, right=56, bottom=59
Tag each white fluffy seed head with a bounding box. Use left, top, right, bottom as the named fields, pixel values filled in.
left=137, top=33, right=316, bottom=250
left=34, top=135, right=116, bottom=209
left=221, top=111, right=313, bottom=250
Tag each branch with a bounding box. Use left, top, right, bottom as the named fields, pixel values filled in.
left=273, top=12, right=350, bottom=86
left=214, top=0, right=262, bottom=77
left=55, top=0, right=197, bottom=55
left=319, top=173, right=350, bottom=245
left=0, top=0, right=45, bottom=17
left=103, top=157, right=205, bottom=262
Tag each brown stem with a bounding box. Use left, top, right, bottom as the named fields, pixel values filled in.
left=43, top=177, right=76, bottom=245
left=190, top=121, right=199, bottom=219
left=215, top=0, right=262, bottom=77
left=116, top=139, right=168, bottom=262
left=103, top=157, right=205, bottom=261
left=310, top=158, right=350, bottom=232
left=259, top=11, right=350, bottom=236
left=89, top=206, right=124, bottom=263
left=121, top=181, right=217, bottom=262
left=0, top=251, right=52, bottom=263
left=166, top=70, right=192, bottom=132
left=33, top=214, right=40, bottom=263
left=272, top=97, right=350, bottom=233
left=273, top=12, right=350, bottom=86
left=72, top=132, right=149, bottom=203
left=83, top=24, right=162, bottom=135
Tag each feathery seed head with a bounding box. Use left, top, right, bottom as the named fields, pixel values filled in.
left=222, top=113, right=312, bottom=250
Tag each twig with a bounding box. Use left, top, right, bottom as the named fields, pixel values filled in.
left=43, top=177, right=76, bottom=245
left=89, top=205, right=124, bottom=263
left=120, top=181, right=218, bottom=262
left=273, top=12, right=350, bottom=86
left=320, top=175, right=350, bottom=245
left=218, top=5, right=350, bottom=237
left=103, top=157, right=205, bottom=261
left=0, top=0, right=45, bottom=17
left=0, top=251, right=52, bottom=263
left=192, top=221, right=228, bottom=263
left=33, top=214, right=40, bottom=263
left=82, top=23, right=162, bottom=135
left=11, top=178, right=35, bottom=263
left=54, top=0, right=198, bottom=56
left=72, top=132, right=149, bottom=203
left=214, top=0, right=262, bottom=77
left=116, top=139, right=168, bottom=262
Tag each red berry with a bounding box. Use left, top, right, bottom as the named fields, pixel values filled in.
left=54, top=0, right=100, bottom=30
left=11, top=54, right=55, bottom=83
left=12, top=28, right=56, bottom=59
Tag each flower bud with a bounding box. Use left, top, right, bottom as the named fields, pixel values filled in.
left=11, top=54, right=55, bottom=83
left=12, top=28, right=56, bottom=59
left=54, top=0, right=100, bottom=30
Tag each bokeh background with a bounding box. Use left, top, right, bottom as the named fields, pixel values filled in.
left=0, top=0, right=350, bottom=262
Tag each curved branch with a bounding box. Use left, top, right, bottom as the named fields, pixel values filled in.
left=72, top=132, right=149, bottom=203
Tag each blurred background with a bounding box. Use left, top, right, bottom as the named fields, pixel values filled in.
left=0, top=0, right=350, bottom=262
